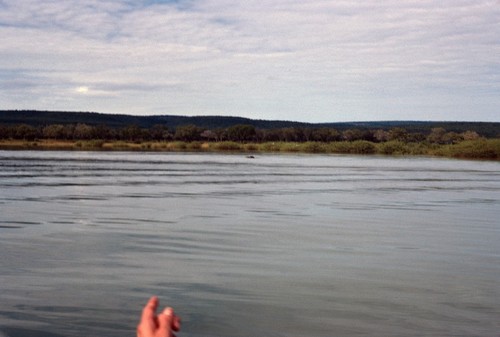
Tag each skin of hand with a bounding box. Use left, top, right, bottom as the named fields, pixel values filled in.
left=137, top=296, right=181, bottom=337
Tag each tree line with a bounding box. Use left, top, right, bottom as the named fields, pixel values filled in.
left=0, top=122, right=487, bottom=145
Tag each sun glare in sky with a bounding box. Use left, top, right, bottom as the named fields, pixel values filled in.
left=76, top=86, right=89, bottom=94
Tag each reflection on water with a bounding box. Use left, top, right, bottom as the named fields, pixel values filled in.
left=0, top=151, right=499, bottom=337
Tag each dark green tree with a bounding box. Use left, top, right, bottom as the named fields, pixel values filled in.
left=42, top=124, right=66, bottom=139
left=14, top=124, right=38, bottom=140
left=373, top=129, right=389, bottom=142
left=150, top=124, right=170, bottom=141
left=120, top=125, right=143, bottom=141
left=342, top=129, right=364, bottom=141
left=388, top=127, right=409, bottom=142
left=174, top=124, right=202, bottom=141
left=73, top=123, right=94, bottom=140
left=0, top=125, right=10, bottom=139
left=93, top=124, right=114, bottom=140
left=427, top=127, right=447, bottom=144
left=312, top=128, right=341, bottom=142
left=226, top=124, right=256, bottom=142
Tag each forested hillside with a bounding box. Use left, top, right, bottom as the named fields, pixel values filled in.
left=1, top=110, right=499, bottom=137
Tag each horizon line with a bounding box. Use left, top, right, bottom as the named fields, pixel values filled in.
left=1, top=109, right=499, bottom=125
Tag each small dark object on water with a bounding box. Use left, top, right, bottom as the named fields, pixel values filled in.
left=246, top=155, right=255, bottom=159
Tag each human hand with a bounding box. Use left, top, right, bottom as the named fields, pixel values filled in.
left=137, top=296, right=181, bottom=337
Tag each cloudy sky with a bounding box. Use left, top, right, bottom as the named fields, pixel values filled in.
left=1, top=0, right=499, bottom=122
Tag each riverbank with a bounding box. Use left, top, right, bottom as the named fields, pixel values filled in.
left=1, top=139, right=499, bottom=160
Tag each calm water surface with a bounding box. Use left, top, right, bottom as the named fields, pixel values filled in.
left=0, top=151, right=499, bottom=337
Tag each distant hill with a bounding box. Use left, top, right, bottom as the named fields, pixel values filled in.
left=1, top=110, right=499, bottom=137
left=0, top=110, right=309, bottom=129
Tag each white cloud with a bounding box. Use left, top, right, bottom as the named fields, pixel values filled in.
left=0, top=0, right=498, bottom=121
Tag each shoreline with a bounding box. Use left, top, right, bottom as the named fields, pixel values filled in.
left=0, top=139, right=499, bottom=161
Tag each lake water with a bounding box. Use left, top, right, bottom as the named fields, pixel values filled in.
left=0, top=151, right=499, bottom=337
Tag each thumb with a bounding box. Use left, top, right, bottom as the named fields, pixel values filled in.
left=158, top=307, right=175, bottom=337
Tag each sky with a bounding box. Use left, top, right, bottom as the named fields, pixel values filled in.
left=0, top=0, right=499, bottom=123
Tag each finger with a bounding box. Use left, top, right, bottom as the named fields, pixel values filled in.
left=158, top=307, right=175, bottom=336
left=142, top=296, right=158, bottom=317
left=172, top=314, right=181, bottom=332
left=140, top=296, right=159, bottom=327
left=160, top=307, right=181, bottom=331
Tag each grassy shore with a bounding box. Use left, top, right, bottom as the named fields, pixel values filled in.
left=1, top=139, right=499, bottom=160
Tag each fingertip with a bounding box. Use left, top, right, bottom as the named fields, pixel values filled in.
left=162, top=307, right=174, bottom=316
left=141, top=296, right=159, bottom=321
left=144, top=296, right=158, bottom=310
left=160, top=307, right=181, bottom=331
